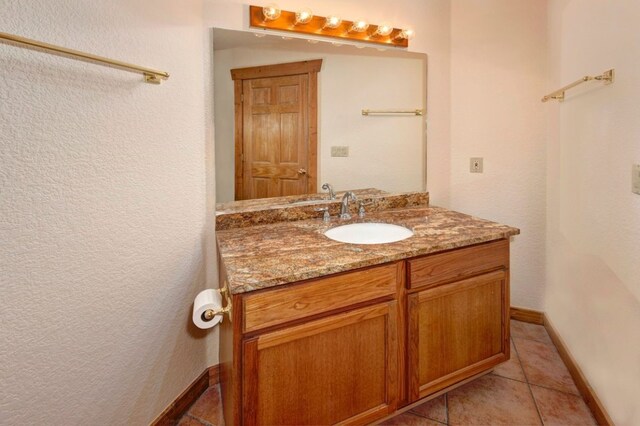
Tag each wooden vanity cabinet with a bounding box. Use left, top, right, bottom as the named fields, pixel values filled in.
left=406, top=240, right=511, bottom=401
left=221, top=262, right=403, bottom=426
left=220, top=239, right=511, bottom=425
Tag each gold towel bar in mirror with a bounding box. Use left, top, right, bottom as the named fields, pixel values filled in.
left=362, top=109, right=424, bottom=116
left=0, top=31, right=169, bottom=84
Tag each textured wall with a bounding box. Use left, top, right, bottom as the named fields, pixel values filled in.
left=546, top=1, right=640, bottom=424
left=0, top=1, right=213, bottom=424
left=449, top=0, right=548, bottom=309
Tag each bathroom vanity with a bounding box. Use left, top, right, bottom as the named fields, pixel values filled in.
left=215, top=191, right=519, bottom=425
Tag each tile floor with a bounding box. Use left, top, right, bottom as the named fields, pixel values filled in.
left=178, top=320, right=597, bottom=426
left=178, top=384, right=223, bottom=426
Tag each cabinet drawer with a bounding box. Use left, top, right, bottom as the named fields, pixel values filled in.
left=242, top=262, right=399, bottom=333
left=408, top=239, right=508, bottom=290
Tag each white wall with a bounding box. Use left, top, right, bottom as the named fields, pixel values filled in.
left=449, top=0, right=548, bottom=309
left=0, top=1, right=214, bottom=424
left=214, top=44, right=426, bottom=202
left=205, top=0, right=452, bottom=205
left=546, top=1, right=640, bottom=424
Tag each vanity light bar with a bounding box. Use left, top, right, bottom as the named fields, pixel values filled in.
left=249, top=5, right=412, bottom=48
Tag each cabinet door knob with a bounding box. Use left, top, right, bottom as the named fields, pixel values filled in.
left=298, top=168, right=307, bottom=175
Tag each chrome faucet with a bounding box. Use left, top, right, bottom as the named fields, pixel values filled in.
left=322, top=183, right=336, bottom=200
left=339, top=191, right=357, bottom=219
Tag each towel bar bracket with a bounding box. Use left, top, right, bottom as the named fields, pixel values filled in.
left=144, top=73, right=163, bottom=85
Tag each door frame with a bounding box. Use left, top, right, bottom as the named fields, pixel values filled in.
left=231, top=59, right=322, bottom=200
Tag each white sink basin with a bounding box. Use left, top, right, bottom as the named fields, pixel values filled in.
left=324, top=223, right=414, bottom=245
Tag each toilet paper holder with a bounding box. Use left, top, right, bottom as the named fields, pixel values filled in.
left=202, top=282, right=232, bottom=323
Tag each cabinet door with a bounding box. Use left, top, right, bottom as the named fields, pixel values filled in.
left=242, top=301, right=398, bottom=425
left=408, top=269, right=509, bottom=400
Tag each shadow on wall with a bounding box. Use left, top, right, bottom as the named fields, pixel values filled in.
left=546, top=233, right=640, bottom=424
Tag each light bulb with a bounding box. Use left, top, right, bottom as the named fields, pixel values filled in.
left=396, top=28, right=415, bottom=40
left=294, top=8, right=313, bottom=25
left=373, top=22, right=394, bottom=37
left=323, top=15, right=342, bottom=29
left=350, top=19, right=369, bottom=33
left=262, top=3, right=281, bottom=21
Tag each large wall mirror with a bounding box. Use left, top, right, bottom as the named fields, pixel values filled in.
left=213, top=28, right=427, bottom=203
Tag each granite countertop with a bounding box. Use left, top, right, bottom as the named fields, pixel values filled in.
left=216, top=205, right=520, bottom=294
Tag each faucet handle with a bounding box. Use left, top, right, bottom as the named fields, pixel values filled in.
left=315, top=206, right=331, bottom=222
left=357, top=200, right=373, bottom=218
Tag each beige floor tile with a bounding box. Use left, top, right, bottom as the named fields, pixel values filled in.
left=511, top=320, right=553, bottom=345
left=177, top=415, right=207, bottom=426
left=381, top=412, right=444, bottom=425
left=514, top=337, right=580, bottom=395
left=531, top=385, right=596, bottom=426
left=492, top=339, right=527, bottom=382
left=410, top=394, right=447, bottom=424
left=447, top=374, right=541, bottom=425
left=187, top=385, right=224, bottom=425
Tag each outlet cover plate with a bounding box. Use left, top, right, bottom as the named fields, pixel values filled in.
left=331, top=146, right=349, bottom=157
left=633, top=164, right=640, bottom=195
left=470, top=157, right=483, bottom=173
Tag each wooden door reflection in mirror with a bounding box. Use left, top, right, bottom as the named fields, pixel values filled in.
left=231, top=60, right=321, bottom=200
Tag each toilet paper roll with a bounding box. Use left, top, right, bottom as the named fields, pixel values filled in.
left=193, top=289, right=223, bottom=329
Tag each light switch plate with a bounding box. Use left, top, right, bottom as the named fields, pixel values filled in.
left=331, top=146, right=349, bottom=157
left=633, top=164, right=640, bottom=195
left=470, top=157, right=483, bottom=173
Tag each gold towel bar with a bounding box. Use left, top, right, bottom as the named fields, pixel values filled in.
left=542, top=69, right=614, bottom=102
left=0, top=31, right=169, bottom=84
left=362, top=109, right=424, bottom=116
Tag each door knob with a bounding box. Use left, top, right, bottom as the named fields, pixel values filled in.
left=297, top=168, right=307, bottom=175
